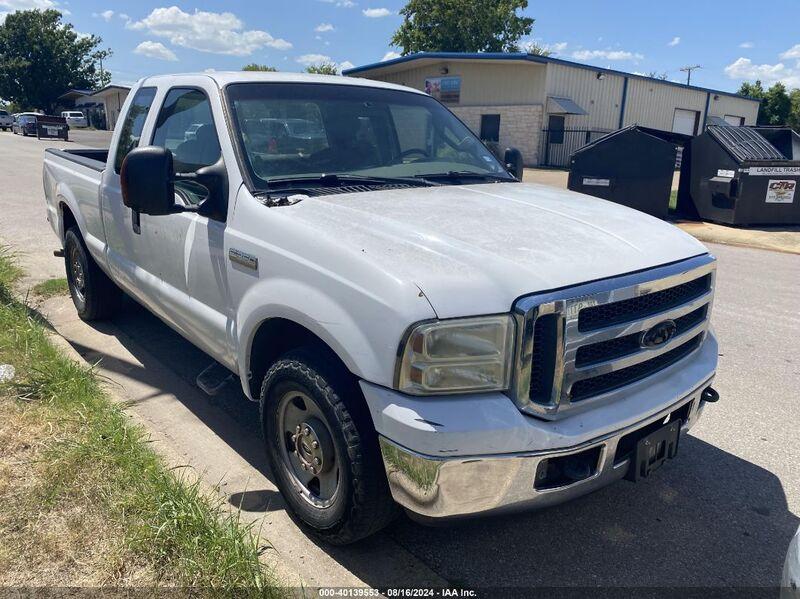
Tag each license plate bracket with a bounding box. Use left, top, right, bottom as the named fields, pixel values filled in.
left=627, top=419, right=681, bottom=481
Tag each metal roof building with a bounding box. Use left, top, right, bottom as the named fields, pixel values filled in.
left=343, top=53, right=760, bottom=167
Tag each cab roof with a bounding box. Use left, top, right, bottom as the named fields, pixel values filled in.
left=138, top=71, right=425, bottom=95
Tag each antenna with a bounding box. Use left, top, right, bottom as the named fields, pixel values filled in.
left=679, top=65, right=701, bottom=86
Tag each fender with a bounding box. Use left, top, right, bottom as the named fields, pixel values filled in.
left=235, top=276, right=436, bottom=400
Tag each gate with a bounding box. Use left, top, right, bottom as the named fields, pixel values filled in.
left=539, top=128, right=612, bottom=167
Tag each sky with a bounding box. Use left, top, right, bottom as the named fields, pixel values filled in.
left=2, top=0, right=799, bottom=93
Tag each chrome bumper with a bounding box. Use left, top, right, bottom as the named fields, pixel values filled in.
left=379, top=379, right=714, bottom=519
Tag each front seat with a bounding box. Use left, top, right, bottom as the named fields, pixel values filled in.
left=174, top=124, right=221, bottom=170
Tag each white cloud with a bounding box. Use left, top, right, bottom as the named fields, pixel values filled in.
left=119, top=13, right=130, bottom=22
left=739, top=41, right=754, bottom=49
left=93, top=9, right=114, bottom=21
left=571, top=49, right=644, bottom=62
left=0, top=0, right=55, bottom=20
left=780, top=44, right=800, bottom=60
left=382, top=50, right=401, bottom=61
left=0, top=0, right=56, bottom=9
left=363, top=7, right=392, bottom=17
left=315, top=23, right=334, bottom=32
left=128, top=7, right=292, bottom=56
left=724, top=56, right=800, bottom=87
left=296, top=53, right=332, bottom=65
left=667, top=36, right=680, bottom=47
left=134, top=40, right=178, bottom=61
left=339, top=60, right=355, bottom=71
left=318, top=0, right=356, bottom=7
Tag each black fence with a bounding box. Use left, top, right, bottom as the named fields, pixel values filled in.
left=539, top=128, right=612, bottom=167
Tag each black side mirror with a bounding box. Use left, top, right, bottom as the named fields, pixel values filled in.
left=121, top=146, right=176, bottom=216
left=504, top=147, right=524, bottom=180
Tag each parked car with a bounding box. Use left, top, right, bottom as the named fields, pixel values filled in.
left=785, top=526, right=800, bottom=598
left=61, top=110, right=88, bottom=128
left=12, top=114, right=37, bottom=136
left=42, top=72, right=720, bottom=545
left=0, top=109, right=12, bottom=131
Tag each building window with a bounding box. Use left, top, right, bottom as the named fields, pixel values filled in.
left=672, top=108, right=700, bottom=136
left=548, top=114, right=565, bottom=144
left=724, top=114, right=745, bottom=127
left=479, top=114, right=501, bottom=142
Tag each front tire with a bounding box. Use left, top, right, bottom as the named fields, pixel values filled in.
left=260, top=347, right=397, bottom=545
left=64, top=227, right=120, bottom=321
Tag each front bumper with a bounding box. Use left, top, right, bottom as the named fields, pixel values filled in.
left=379, top=380, right=714, bottom=519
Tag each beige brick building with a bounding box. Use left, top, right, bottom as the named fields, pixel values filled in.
left=344, top=53, right=760, bottom=167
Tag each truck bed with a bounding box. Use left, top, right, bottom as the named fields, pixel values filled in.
left=44, top=148, right=109, bottom=171
left=42, top=147, right=107, bottom=256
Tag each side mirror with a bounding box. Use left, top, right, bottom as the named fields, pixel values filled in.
left=121, top=146, right=176, bottom=216
left=504, top=147, right=524, bottom=180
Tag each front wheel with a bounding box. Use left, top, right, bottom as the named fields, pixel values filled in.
left=64, top=227, right=121, bottom=320
left=260, top=347, right=397, bottom=545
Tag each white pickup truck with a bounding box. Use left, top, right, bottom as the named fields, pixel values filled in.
left=43, top=72, right=720, bottom=544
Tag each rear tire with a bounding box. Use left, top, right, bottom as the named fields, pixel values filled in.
left=260, top=347, right=398, bottom=545
left=64, top=227, right=121, bottom=321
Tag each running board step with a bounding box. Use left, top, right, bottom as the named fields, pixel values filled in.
left=196, top=361, right=235, bottom=396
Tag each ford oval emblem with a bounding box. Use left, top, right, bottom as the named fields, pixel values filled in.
left=640, top=320, right=677, bottom=349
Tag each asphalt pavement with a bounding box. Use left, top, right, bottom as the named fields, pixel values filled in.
left=1, top=128, right=798, bottom=592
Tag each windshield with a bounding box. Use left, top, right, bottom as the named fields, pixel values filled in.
left=225, top=83, right=512, bottom=188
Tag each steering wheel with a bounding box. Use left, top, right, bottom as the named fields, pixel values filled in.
left=400, top=148, right=430, bottom=160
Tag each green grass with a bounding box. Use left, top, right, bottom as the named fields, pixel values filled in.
left=0, top=247, right=284, bottom=594
left=669, top=190, right=678, bottom=212
left=31, top=277, right=69, bottom=299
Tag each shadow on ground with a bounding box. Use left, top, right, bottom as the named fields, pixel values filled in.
left=63, top=297, right=797, bottom=591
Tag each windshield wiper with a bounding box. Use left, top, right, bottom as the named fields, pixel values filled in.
left=414, top=171, right=514, bottom=183
left=265, top=173, right=436, bottom=188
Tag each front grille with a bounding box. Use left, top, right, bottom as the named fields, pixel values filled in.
left=578, top=274, right=711, bottom=332
left=529, top=314, right=559, bottom=402
left=513, top=255, right=716, bottom=418
left=575, top=306, right=707, bottom=367
left=571, top=334, right=703, bottom=401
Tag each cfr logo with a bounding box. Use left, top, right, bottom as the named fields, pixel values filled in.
left=769, top=180, right=796, bottom=191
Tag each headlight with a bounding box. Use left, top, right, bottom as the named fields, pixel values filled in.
left=395, top=315, right=515, bottom=395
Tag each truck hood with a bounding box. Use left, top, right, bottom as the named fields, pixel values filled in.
left=290, top=182, right=708, bottom=318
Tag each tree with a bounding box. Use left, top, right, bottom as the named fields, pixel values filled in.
left=243, top=63, right=278, bottom=71
left=392, top=0, right=535, bottom=54
left=305, top=63, right=339, bottom=75
left=647, top=71, right=669, bottom=81
left=738, top=80, right=791, bottom=126
left=788, top=88, right=800, bottom=132
left=761, top=82, right=791, bottom=126
left=521, top=41, right=550, bottom=56
left=0, top=10, right=111, bottom=113
left=737, top=80, right=765, bottom=101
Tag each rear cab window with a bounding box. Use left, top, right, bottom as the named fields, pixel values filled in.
left=114, top=87, right=157, bottom=174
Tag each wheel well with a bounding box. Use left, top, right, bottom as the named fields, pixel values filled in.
left=60, top=202, right=77, bottom=241
left=248, top=318, right=353, bottom=399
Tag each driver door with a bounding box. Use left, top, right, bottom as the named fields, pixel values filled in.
left=132, top=83, right=233, bottom=366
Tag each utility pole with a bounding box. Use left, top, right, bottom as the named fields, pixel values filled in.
left=680, top=65, right=701, bottom=86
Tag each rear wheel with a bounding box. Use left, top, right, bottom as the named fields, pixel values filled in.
left=260, top=347, right=397, bottom=545
left=64, top=227, right=121, bottom=321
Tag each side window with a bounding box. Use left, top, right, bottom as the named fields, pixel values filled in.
left=113, top=87, right=157, bottom=174
left=152, top=88, right=221, bottom=173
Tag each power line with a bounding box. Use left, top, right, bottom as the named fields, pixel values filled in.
left=679, top=65, right=701, bottom=86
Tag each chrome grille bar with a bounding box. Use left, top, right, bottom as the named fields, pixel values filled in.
left=509, top=254, right=716, bottom=419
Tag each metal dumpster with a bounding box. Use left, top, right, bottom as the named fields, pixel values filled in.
left=567, top=126, right=685, bottom=219
left=678, top=126, right=800, bottom=225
